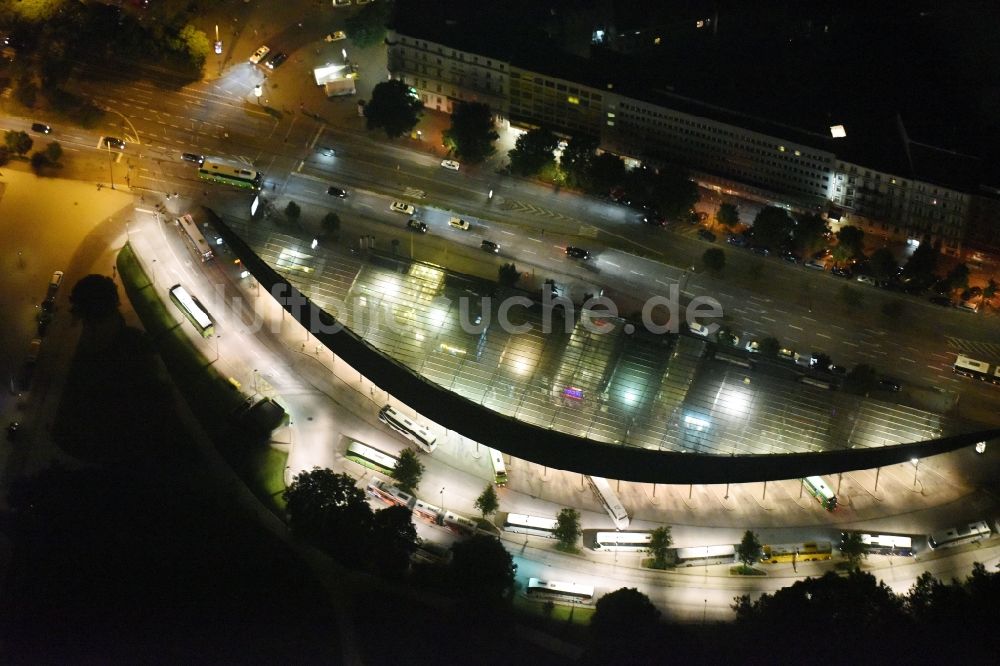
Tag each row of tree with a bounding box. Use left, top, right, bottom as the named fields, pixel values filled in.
left=1, top=130, right=62, bottom=172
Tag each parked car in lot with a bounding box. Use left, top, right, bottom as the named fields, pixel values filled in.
left=804, top=259, right=826, bottom=271
left=266, top=51, right=288, bottom=69
left=249, top=45, right=270, bottom=64
left=856, top=274, right=877, bottom=286
left=390, top=201, right=416, bottom=215
left=406, top=219, right=428, bottom=233
left=642, top=213, right=667, bottom=227
left=688, top=322, right=711, bottom=337
left=565, top=246, right=590, bottom=260
left=697, top=229, right=716, bottom=242
left=324, top=31, right=347, bottom=42
left=750, top=245, right=771, bottom=256
left=440, top=159, right=461, bottom=171
left=727, top=234, right=749, bottom=247
left=480, top=240, right=500, bottom=254
left=182, top=153, right=205, bottom=165
left=831, top=266, right=853, bottom=278
left=878, top=377, right=902, bottom=392
left=31, top=122, right=51, bottom=134
left=781, top=251, right=800, bottom=264
left=929, top=295, right=953, bottom=307
left=327, top=186, right=348, bottom=198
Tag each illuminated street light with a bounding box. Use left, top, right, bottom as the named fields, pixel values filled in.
left=976, top=441, right=986, bottom=454
left=311, top=238, right=319, bottom=249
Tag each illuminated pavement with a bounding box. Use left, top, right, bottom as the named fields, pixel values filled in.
left=224, top=215, right=980, bottom=458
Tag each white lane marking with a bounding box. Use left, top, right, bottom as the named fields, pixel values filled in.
left=842, top=341, right=859, bottom=347
left=522, top=249, right=537, bottom=255
left=803, top=316, right=817, bottom=323
left=789, top=324, right=803, bottom=331
left=816, top=332, right=831, bottom=338
left=762, top=316, right=776, bottom=322
left=605, top=261, right=621, bottom=268
left=499, top=230, right=515, bottom=236
left=630, top=270, right=642, bottom=275
left=900, top=357, right=916, bottom=363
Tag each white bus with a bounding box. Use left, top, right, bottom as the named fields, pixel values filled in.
left=673, top=544, right=737, bottom=567
left=198, top=159, right=263, bottom=191
left=168, top=284, right=214, bottom=338
left=526, top=578, right=594, bottom=604
left=587, top=475, right=630, bottom=530
left=502, top=513, right=558, bottom=538
left=412, top=498, right=442, bottom=525
left=803, top=475, right=838, bottom=511
left=441, top=510, right=477, bottom=537
left=592, top=531, right=652, bottom=552
left=345, top=439, right=399, bottom=476
left=365, top=479, right=416, bottom=511
left=953, top=354, right=991, bottom=381
left=378, top=405, right=437, bottom=453
left=176, top=214, right=214, bottom=262
left=488, top=448, right=508, bottom=486
left=853, top=533, right=914, bottom=556
left=928, top=521, right=991, bottom=550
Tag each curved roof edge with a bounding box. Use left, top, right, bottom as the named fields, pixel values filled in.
left=209, top=209, right=1000, bottom=484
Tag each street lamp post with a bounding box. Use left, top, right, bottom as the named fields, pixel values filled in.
left=254, top=84, right=263, bottom=105
left=106, top=142, right=115, bottom=190
left=911, top=458, right=920, bottom=488
left=439, top=487, right=445, bottom=512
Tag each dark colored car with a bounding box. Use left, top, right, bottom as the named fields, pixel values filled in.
left=407, top=219, right=428, bottom=233
left=182, top=152, right=205, bottom=165
left=36, top=311, right=53, bottom=336
left=565, top=246, right=590, bottom=259
left=750, top=245, right=770, bottom=256
left=878, top=377, right=902, bottom=392
left=781, top=251, right=800, bottom=264
left=327, top=186, right=348, bottom=198
left=266, top=51, right=288, bottom=69
left=31, top=122, right=52, bottom=134
left=642, top=213, right=666, bottom=227
left=102, top=136, right=126, bottom=150
left=697, top=229, right=716, bottom=242
left=480, top=240, right=500, bottom=254
left=929, top=295, right=953, bottom=307
left=831, top=266, right=853, bottom=278
left=727, top=234, right=749, bottom=247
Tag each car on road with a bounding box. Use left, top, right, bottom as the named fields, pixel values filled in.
left=27, top=338, right=41, bottom=363
left=565, top=246, right=590, bottom=260
left=31, top=122, right=51, bottom=134
left=827, top=364, right=847, bottom=376
left=480, top=240, right=500, bottom=254
left=780, top=251, right=800, bottom=264
left=727, top=234, right=749, bottom=247
left=37, top=310, right=53, bottom=336
left=687, top=322, right=711, bottom=337
left=249, top=45, right=270, bottom=64
left=182, top=152, right=205, bottom=165
left=750, top=245, right=770, bottom=256
left=390, top=201, right=416, bottom=215
left=793, top=352, right=813, bottom=368
left=957, top=300, right=980, bottom=313
left=856, top=274, right=877, bottom=286
left=324, top=31, right=347, bottom=42
left=440, top=159, right=461, bottom=171
left=448, top=217, right=470, bottom=230
left=804, top=259, right=826, bottom=271
left=265, top=51, right=288, bottom=69
left=831, top=266, right=853, bottom=278
left=745, top=339, right=760, bottom=353
left=928, top=295, right=953, bottom=307
left=642, top=213, right=667, bottom=226
left=327, top=186, right=348, bottom=198
left=102, top=136, right=126, bottom=150
left=878, top=377, right=902, bottom=392
left=777, top=347, right=795, bottom=361
left=697, top=229, right=716, bottom=242
left=407, top=219, right=428, bottom=233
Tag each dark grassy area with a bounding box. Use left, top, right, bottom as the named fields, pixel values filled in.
left=0, top=250, right=338, bottom=662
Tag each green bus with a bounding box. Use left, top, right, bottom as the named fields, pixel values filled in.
left=198, top=159, right=263, bottom=191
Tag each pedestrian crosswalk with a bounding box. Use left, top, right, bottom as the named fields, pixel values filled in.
left=945, top=336, right=1000, bottom=361
left=499, top=198, right=578, bottom=223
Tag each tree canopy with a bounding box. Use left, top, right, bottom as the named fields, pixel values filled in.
left=842, top=364, right=878, bottom=396
left=282, top=468, right=374, bottom=564
left=702, top=247, right=725, bottom=273
left=869, top=247, right=898, bottom=280
left=750, top=206, right=794, bottom=248
left=716, top=203, right=740, bottom=229
left=790, top=213, right=829, bottom=253
left=443, top=102, right=498, bottom=164
left=364, top=80, right=424, bottom=139
left=736, top=530, right=762, bottom=570
left=587, top=152, right=627, bottom=196
left=474, top=483, right=499, bottom=518
left=370, top=505, right=419, bottom=579
left=498, top=263, right=520, bottom=287
left=553, top=507, right=581, bottom=551
left=508, top=126, right=558, bottom=176
left=392, top=448, right=425, bottom=493
left=559, top=135, right=598, bottom=189
left=345, top=0, right=392, bottom=48
left=902, top=236, right=939, bottom=285
left=648, top=526, right=672, bottom=569
left=839, top=531, right=867, bottom=568
left=5, top=130, right=33, bottom=156
left=449, top=535, right=516, bottom=601
left=834, top=225, right=865, bottom=263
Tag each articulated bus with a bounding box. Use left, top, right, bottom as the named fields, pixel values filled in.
left=592, top=531, right=652, bottom=552
left=761, top=541, right=833, bottom=564
left=953, top=354, right=992, bottom=381
left=526, top=578, right=595, bottom=604
left=587, top=475, right=631, bottom=530
left=928, top=521, right=992, bottom=550
left=488, top=448, right=508, bottom=486
left=168, top=284, right=214, bottom=338
left=502, top=513, right=558, bottom=538
left=175, top=214, right=214, bottom=262
left=198, top=159, right=263, bottom=191
left=344, top=439, right=399, bottom=476
left=845, top=532, right=914, bottom=556
left=673, top=544, right=737, bottom=567
left=378, top=405, right=437, bottom=453
left=803, top=476, right=838, bottom=511
left=366, top=479, right=416, bottom=511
